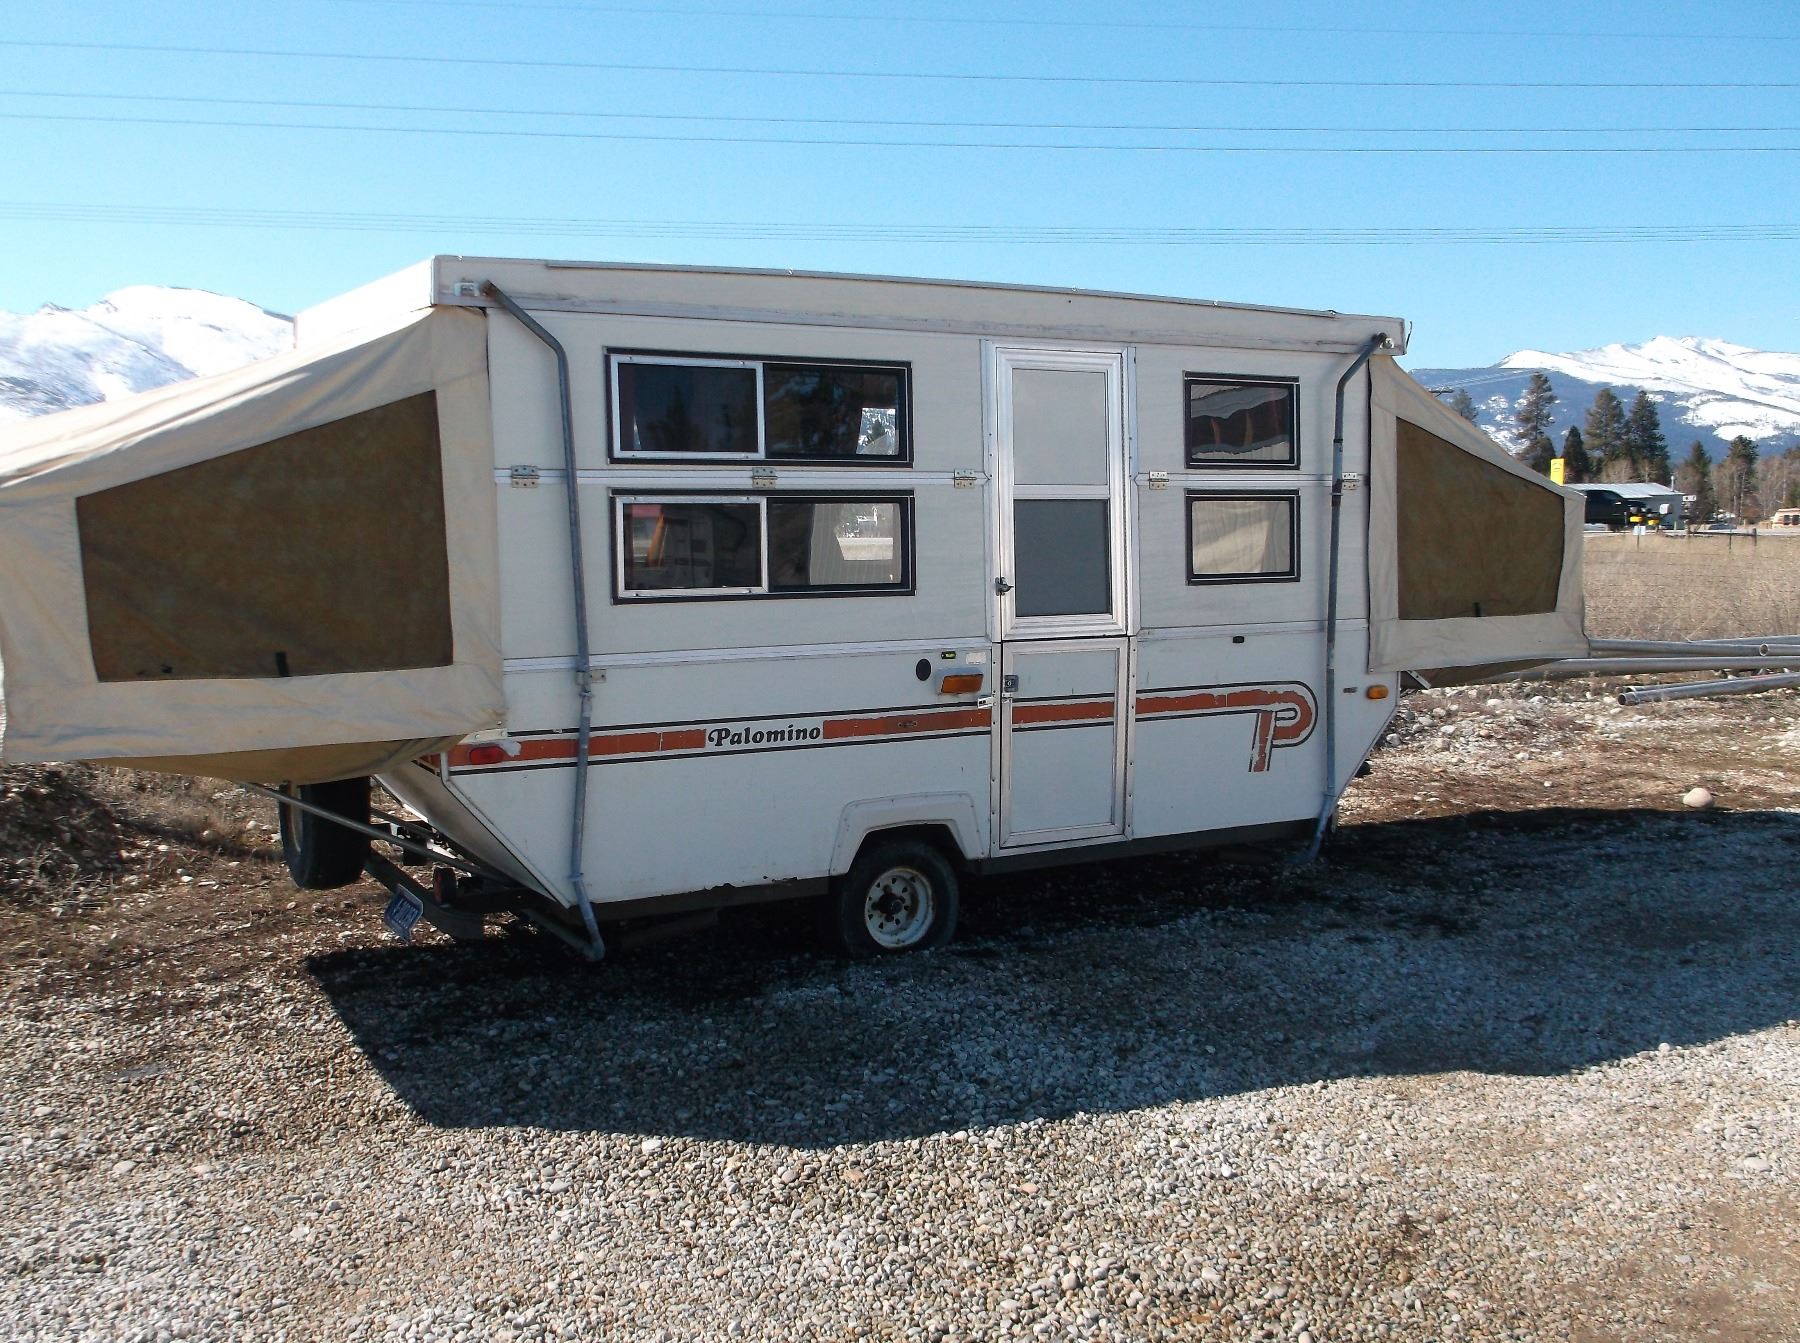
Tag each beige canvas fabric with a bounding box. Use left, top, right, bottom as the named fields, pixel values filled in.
left=1367, top=356, right=1586, bottom=674
left=0, top=306, right=503, bottom=782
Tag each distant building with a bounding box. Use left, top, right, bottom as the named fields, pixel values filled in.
left=1570, top=483, right=1685, bottom=530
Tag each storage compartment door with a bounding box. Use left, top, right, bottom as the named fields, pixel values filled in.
left=1366, top=355, right=1587, bottom=677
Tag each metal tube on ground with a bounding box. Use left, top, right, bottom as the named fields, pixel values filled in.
left=1587, top=638, right=1797, bottom=657
left=1618, top=671, right=1800, bottom=705
left=1495, top=655, right=1800, bottom=680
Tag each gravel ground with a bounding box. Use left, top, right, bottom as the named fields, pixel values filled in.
left=2, top=684, right=1798, bottom=1342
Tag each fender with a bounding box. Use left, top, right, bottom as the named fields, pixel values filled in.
left=831, top=793, right=985, bottom=876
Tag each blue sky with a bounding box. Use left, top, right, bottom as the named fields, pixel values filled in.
left=4, top=0, right=1798, bottom=366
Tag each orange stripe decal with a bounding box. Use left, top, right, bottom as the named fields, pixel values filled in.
left=1012, top=699, right=1114, bottom=726
left=824, top=707, right=992, bottom=740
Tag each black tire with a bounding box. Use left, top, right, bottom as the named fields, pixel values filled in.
left=278, top=777, right=372, bottom=890
left=826, top=837, right=959, bottom=958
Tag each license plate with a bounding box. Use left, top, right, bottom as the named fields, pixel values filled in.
left=382, top=890, right=425, bottom=941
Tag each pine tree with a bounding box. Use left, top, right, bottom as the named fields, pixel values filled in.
left=1514, top=372, right=1556, bottom=450
left=1623, top=391, right=1670, bottom=482
left=1584, top=388, right=1630, bottom=471
left=1674, top=440, right=1716, bottom=526
left=1524, top=434, right=1556, bottom=476
left=1724, top=435, right=1761, bottom=521
left=1447, top=388, right=1479, bottom=422
left=1561, top=426, right=1591, bottom=483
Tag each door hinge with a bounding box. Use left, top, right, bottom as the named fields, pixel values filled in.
left=1146, top=470, right=1170, bottom=490
left=509, top=465, right=540, bottom=488
left=952, top=469, right=981, bottom=489
left=1339, top=473, right=1364, bottom=492
left=751, top=467, right=779, bottom=489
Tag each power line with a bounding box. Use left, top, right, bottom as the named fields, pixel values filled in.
left=5, top=38, right=1798, bottom=90
left=4, top=89, right=1795, bottom=137
left=4, top=201, right=1796, bottom=245
left=319, top=0, right=1800, bottom=44
left=10, top=109, right=1799, bottom=154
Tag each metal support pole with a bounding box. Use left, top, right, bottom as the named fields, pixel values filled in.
left=1300, top=331, right=1389, bottom=864
left=244, top=782, right=496, bottom=878
left=481, top=283, right=604, bottom=957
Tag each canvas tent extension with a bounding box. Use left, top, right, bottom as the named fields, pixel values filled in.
left=1365, top=355, right=1586, bottom=680
left=0, top=306, right=503, bottom=783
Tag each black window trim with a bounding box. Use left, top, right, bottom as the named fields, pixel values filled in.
left=607, top=348, right=914, bottom=466
left=611, top=488, right=917, bottom=603
left=1184, top=489, right=1302, bottom=585
left=1182, top=372, right=1301, bottom=471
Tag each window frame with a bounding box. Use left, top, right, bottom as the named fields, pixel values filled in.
left=611, top=490, right=916, bottom=603
left=1181, top=374, right=1300, bottom=471
left=607, top=349, right=913, bottom=466
left=1183, top=489, right=1302, bottom=585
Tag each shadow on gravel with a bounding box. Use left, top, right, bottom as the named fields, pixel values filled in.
left=308, top=806, right=1800, bottom=1148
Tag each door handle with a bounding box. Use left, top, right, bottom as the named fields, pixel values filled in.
left=1001, top=674, right=1020, bottom=694
left=994, top=576, right=1013, bottom=595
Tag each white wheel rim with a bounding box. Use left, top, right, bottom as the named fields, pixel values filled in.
left=862, top=865, right=935, bottom=949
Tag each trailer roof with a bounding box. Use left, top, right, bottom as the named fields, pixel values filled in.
left=296, top=256, right=1409, bottom=356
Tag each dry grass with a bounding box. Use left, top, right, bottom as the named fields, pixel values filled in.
left=1582, top=531, right=1800, bottom=640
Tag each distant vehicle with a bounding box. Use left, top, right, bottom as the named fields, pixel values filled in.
left=1580, top=489, right=1662, bottom=531
left=1767, top=507, right=1800, bottom=528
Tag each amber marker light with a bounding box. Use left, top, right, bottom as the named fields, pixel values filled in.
left=940, top=672, right=985, bottom=694
left=1365, top=684, right=1391, bottom=700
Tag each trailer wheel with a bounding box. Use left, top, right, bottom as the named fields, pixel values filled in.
left=828, top=837, right=959, bottom=958
left=277, top=777, right=372, bottom=890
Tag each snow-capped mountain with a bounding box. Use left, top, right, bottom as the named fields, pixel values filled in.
left=1411, top=336, right=1800, bottom=459
left=0, top=287, right=291, bottom=421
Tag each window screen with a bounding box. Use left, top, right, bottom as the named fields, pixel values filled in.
left=764, top=365, right=904, bottom=459
left=76, top=392, right=452, bottom=681
left=1013, top=499, right=1111, bottom=617
left=619, top=499, right=763, bottom=593
left=1187, top=493, right=1298, bottom=582
left=614, top=360, right=760, bottom=457
left=1395, top=419, right=1563, bottom=619
left=1185, top=380, right=1297, bottom=467
left=769, top=498, right=908, bottom=590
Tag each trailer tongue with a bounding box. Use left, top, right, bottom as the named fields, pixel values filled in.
left=0, top=259, right=1598, bottom=958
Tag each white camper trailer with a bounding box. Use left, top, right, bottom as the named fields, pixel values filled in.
left=0, top=258, right=1588, bottom=957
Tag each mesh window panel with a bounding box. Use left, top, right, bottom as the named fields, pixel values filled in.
left=1013, top=499, right=1111, bottom=617
left=1396, top=419, right=1564, bottom=619
left=77, top=392, right=453, bottom=682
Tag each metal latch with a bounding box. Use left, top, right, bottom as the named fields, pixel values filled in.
left=952, top=469, right=981, bottom=489
left=1339, top=473, right=1364, bottom=492
left=509, top=465, right=540, bottom=488
left=994, top=576, right=1013, bottom=595
left=1147, top=471, right=1170, bottom=490
left=751, top=467, right=779, bottom=489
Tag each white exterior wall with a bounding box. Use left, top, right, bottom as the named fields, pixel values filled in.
left=375, top=261, right=1400, bottom=911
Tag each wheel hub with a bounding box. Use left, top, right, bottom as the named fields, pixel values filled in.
left=863, top=866, right=935, bottom=949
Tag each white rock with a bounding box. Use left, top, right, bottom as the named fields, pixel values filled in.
left=1682, top=786, right=1715, bottom=809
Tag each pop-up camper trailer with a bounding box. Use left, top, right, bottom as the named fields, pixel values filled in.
left=0, top=259, right=1587, bottom=957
